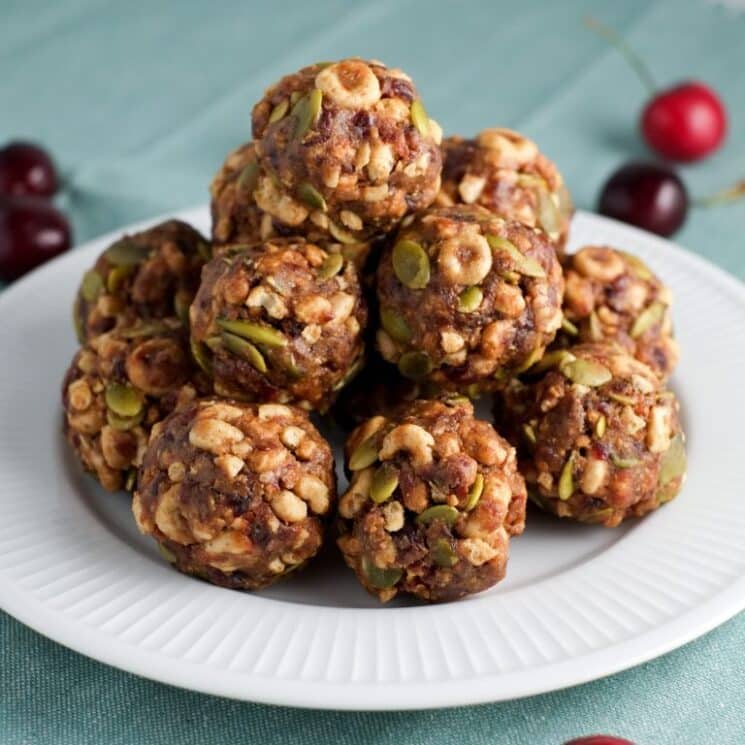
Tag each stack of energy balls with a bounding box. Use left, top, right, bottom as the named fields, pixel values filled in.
left=63, top=58, right=687, bottom=603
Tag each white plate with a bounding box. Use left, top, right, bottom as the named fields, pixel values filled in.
left=1, top=207, right=744, bottom=711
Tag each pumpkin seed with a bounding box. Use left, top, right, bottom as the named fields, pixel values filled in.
left=105, top=382, right=144, bottom=418
left=659, top=433, right=686, bottom=485
left=536, top=187, right=561, bottom=238
left=221, top=331, right=267, bottom=373
left=237, top=161, right=260, bottom=193
left=197, top=240, right=212, bottom=261
left=458, top=286, right=483, bottom=313
left=514, top=347, right=544, bottom=374
left=608, top=391, right=636, bottom=406
left=523, top=424, right=537, bottom=445
left=618, top=250, right=653, bottom=280
left=174, top=291, right=191, bottom=325
left=380, top=308, right=412, bottom=343
left=268, top=98, right=289, bottom=124
left=217, top=318, right=287, bottom=347
left=297, top=182, right=327, bottom=211
left=630, top=302, right=665, bottom=338
left=124, top=468, right=137, bottom=492
left=362, top=556, right=402, bottom=589
left=159, top=544, right=177, bottom=564
left=332, top=355, right=363, bottom=391
left=105, top=240, right=150, bottom=266
left=317, top=252, right=343, bottom=280
left=558, top=454, right=575, bottom=500
left=532, top=349, right=575, bottom=374
left=349, top=436, right=379, bottom=471
left=106, top=409, right=144, bottom=431
left=190, top=338, right=212, bottom=375
left=392, top=239, right=430, bottom=289
left=416, top=504, right=459, bottom=526
left=370, top=464, right=399, bottom=503
left=80, top=270, right=104, bottom=302
left=561, top=317, right=579, bottom=336
left=588, top=311, right=604, bottom=341
left=398, top=351, right=432, bottom=380
left=432, top=538, right=458, bottom=568
left=594, top=415, right=607, bottom=438
left=500, top=270, right=521, bottom=284
left=410, top=99, right=430, bottom=136
left=611, top=453, right=640, bottom=469
left=328, top=220, right=358, bottom=244
left=292, top=88, right=322, bottom=139
left=561, top=358, right=612, bottom=387
left=465, top=473, right=485, bottom=511
left=106, top=264, right=134, bottom=293
left=73, top=297, right=85, bottom=343
left=486, top=235, right=545, bottom=278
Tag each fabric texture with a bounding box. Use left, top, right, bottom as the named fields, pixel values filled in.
left=2, top=1, right=745, bottom=742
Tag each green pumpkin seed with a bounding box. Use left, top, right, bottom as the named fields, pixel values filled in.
left=410, top=99, right=430, bottom=136
left=332, top=355, right=363, bottom=392
left=159, top=544, right=177, bottom=564
left=608, top=391, right=637, bottom=406
left=588, top=311, right=604, bottom=341
left=292, top=88, right=322, bottom=139
left=618, top=250, right=653, bottom=280
left=531, top=349, right=575, bottom=374
left=392, top=239, right=430, bottom=289
left=561, top=317, right=579, bottom=336
left=500, top=270, right=521, bottom=284
left=349, top=436, right=379, bottom=471
left=197, top=240, right=212, bottom=261
left=370, top=464, right=399, bottom=503
left=380, top=308, right=412, bottom=343
left=268, top=98, right=289, bottom=124
left=514, top=347, right=544, bottom=374
left=124, top=468, right=137, bottom=492
left=595, top=415, right=607, bottom=438
left=486, top=235, right=546, bottom=278
left=190, top=338, right=213, bottom=375
left=174, top=292, right=191, bottom=325
left=317, top=252, right=343, bottom=280
left=536, top=187, right=561, bottom=238
left=398, top=351, right=432, bottom=380
left=105, top=382, right=144, bottom=418
left=105, top=240, right=150, bottom=266
left=630, top=302, right=665, bottom=338
left=416, top=504, right=459, bottom=526
left=561, top=358, right=612, bottom=387
left=217, top=318, right=287, bottom=347
left=328, top=221, right=359, bottom=244
left=221, top=332, right=267, bottom=373
left=558, top=454, right=575, bottom=501
left=237, top=161, right=260, bottom=194
left=523, top=424, right=537, bottom=445
left=659, top=433, right=686, bottom=486
left=557, top=183, right=573, bottom=218
left=80, top=270, right=104, bottom=302
left=362, top=556, right=402, bottom=589
left=106, top=264, right=134, bottom=293
left=432, top=538, right=458, bottom=568
left=465, top=473, right=485, bottom=511
left=458, top=286, right=483, bottom=313
left=611, top=453, right=640, bottom=469
left=72, top=297, right=85, bottom=343
left=106, top=409, right=144, bottom=432
left=586, top=507, right=614, bottom=523
left=297, top=182, right=327, bottom=211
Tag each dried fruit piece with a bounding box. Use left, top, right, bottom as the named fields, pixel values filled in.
left=392, top=239, right=430, bottom=289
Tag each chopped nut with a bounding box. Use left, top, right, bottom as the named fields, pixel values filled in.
left=271, top=489, right=308, bottom=523
left=189, top=417, right=244, bottom=455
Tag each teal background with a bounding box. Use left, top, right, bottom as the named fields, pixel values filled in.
left=2, top=1, right=745, bottom=742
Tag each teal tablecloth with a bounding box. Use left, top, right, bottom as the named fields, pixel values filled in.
left=2, top=1, right=745, bottom=742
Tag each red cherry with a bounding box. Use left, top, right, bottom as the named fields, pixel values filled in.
left=564, top=737, right=636, bottom=745
left=0, top=197, right=71, bottom=281
left=598, top=161, right=687, bottom=237
left=641, top=82, right=726, bottom=162
left=0, top=141, right=59, bottom=199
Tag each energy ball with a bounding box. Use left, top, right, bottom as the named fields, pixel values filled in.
left=437, top=128, right=573, bottom=253
left=251, top=59, right=443, bottom=243
left=559, top=245, right=679, bottom=378
left=337, top=398, right=527, bottom=603
left=132, top=399, right=336, bottom=590
left=74, top=220, right=209, bottom=342
left=376, top=205, right=564, bottom=394
left=495, top=343, right=687, bottom=527
left=209, top=140, right=373, bottom=269
left=62, top=320, right=203, bottom=492
left=189, top=238, right=367, bottom=412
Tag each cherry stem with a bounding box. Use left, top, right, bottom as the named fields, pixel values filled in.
left=693, top=180, right=745, bottom=208
left=584, top=16, right=657, bottom=95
